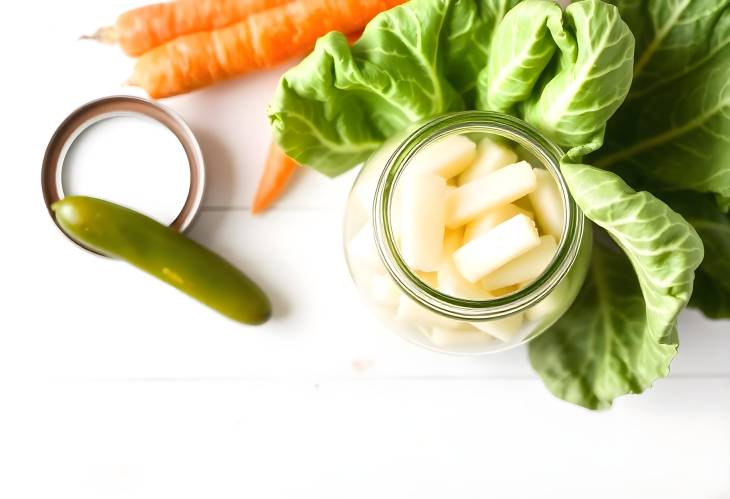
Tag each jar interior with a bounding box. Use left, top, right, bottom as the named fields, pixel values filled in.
left=390, top=131, right=567, bottom=302
left=344, top=112, right=588, bottom=355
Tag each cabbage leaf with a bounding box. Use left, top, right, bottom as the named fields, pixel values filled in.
left=528, top=164, right=703, bottom=409
left=268, top=0, right=634, bottom=176
left=660, top=192, right=730, bottom=319
left=478, top=0, right=561, bottom=113
left=268, top=0, right=520, bottom=176
left=480, top=0, right=634, bottom=155
left=691, top=272, right=730, bottom=319
left=591, top=0, right=730, bottom=210
left=267, top=0, right=715, bottom=409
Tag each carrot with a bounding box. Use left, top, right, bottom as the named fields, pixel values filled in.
left=252, top=142, right=299, bottom=214
left=250, top=30, right=361, bottom=214
left=84, top=0, right=289, bottom=57
left=346, top=30, right=364, bottom=44
left=129, top=0, right=407, bottom=98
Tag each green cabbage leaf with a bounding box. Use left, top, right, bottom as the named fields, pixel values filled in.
left=529, top=164, right=703, bottom=409
left=660, top=192, right=730, bottom=319
left=267, top=0, right=716, bottom=409
left=268, top=0, right=521, bottom=176
left=591, top=0, right=730, bottom=210
left=481, top=0, right=634, bottom=156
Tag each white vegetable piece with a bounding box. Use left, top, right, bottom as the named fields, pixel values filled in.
left=481, top=235, right=558, bottom=290
left=457, top=137, right=518, bottom=185
left=437, top=260, right=493, bottom=300
left=352, top=170, right=379, bottom=216
left=352, top=140, right=400, bottom=212
left=347, top=222, right=382, bottom=270
left=369, top=274, right=401, bottom=307
left=408, top=135, right=477, bottom=179
left=471, top=313, right=524, bottom=342
left=462, top=203, right=533, bottom=244
left=526, top=277, right=570, bottom=322
left=344, top=196, right=369, bottom=245
left=514, top=196, right=536, bottom=213
left=453, top=214, right=541, bottom=283
left=529, top=168, right=565, bottom=239
left=490, top=285, right=519, bottom=297
left=436, top=230, right=491, bottom=300
left=399, top=174, right=447, bottom=271
left=397, top=294, right=456, bottom=329
left=388, top=182, right=406, bottom=245
left=446, top=161, right=537, bottom=228
left=441, top=228, right=464, bottom=255
left=526, top=292, right=559, bottom=323
left=430, top=326, right=494, bottom=349
left=416, top=271, right=438, bottom=288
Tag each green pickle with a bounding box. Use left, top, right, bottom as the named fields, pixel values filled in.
left=53, top=196, right=271, bottom=325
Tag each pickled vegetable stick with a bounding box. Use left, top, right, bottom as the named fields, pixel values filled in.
left=430, top=327, right=494, bottom=348
left=53, top=197, right=271, bottom=325
left=526, top=291, right=559, bottom=322
left=514, top=196, right=536, bottom=213
left=446, top=161, right=537, bottom=228
left=352, top=173, right=378, bottom=214
left=436, top=229, right=491, bottom=299
left=408, top=135, right=476, bottom=179
left=437, top=259, right=493, bottom=300
left=352, top=140, right=399, bottom=212
left=397, top=294, right=455, bottom=329
left=457, top=137, right=518, bottom=185
left=471, top=313, right=524, bottom=342
left=529, top=169, right=565, bottom=239
left=389, top=184, right=406, bottom=245
left=491, top=284, right=520, bottom=297
left=443, top=227, right=464, bottom=254
left=345, top=195, right=369, bottom=239
left=416, top=271, right=438, bottom=287
left=347, top=222, right=382, bottom=270
left=399, top=174, right=447, bottom=271
left=463, top=203, right=533, bottom=243
left=369, top=274, right=401, bottom=307
left=481, top=235, right=558, bottom=290
left=453, top=214, right=540, bottom=283
left=526, top=277, right=570, bottom=322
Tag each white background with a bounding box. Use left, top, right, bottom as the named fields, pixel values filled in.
left=1, top=1, right=729, bottom=498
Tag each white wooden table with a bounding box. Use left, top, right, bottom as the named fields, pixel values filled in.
left=1, top=2, right=729, bottom=497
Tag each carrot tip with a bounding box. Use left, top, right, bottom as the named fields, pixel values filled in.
left=80, top=26, right=118, bottom=45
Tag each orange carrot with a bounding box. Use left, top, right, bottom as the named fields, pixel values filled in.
left=130, top=0, right=407, bottom=98
left=251, top=30, right=360, bottom=214
left=85, top=0, right=290, bottom=57
left=346, top=30, right=364, bottom=44
left=252, top=142, right=299, bottom=214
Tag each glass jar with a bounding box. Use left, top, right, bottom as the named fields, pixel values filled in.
left=343, top=111, right=592, bottom=354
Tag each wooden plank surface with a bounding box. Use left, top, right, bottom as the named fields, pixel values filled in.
left=1, top=1, right=729, bottom=498
left=2, top=379, right=729, bottom=499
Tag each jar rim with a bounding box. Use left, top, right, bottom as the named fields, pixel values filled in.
left=372, top=111, right=585, bottom=321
